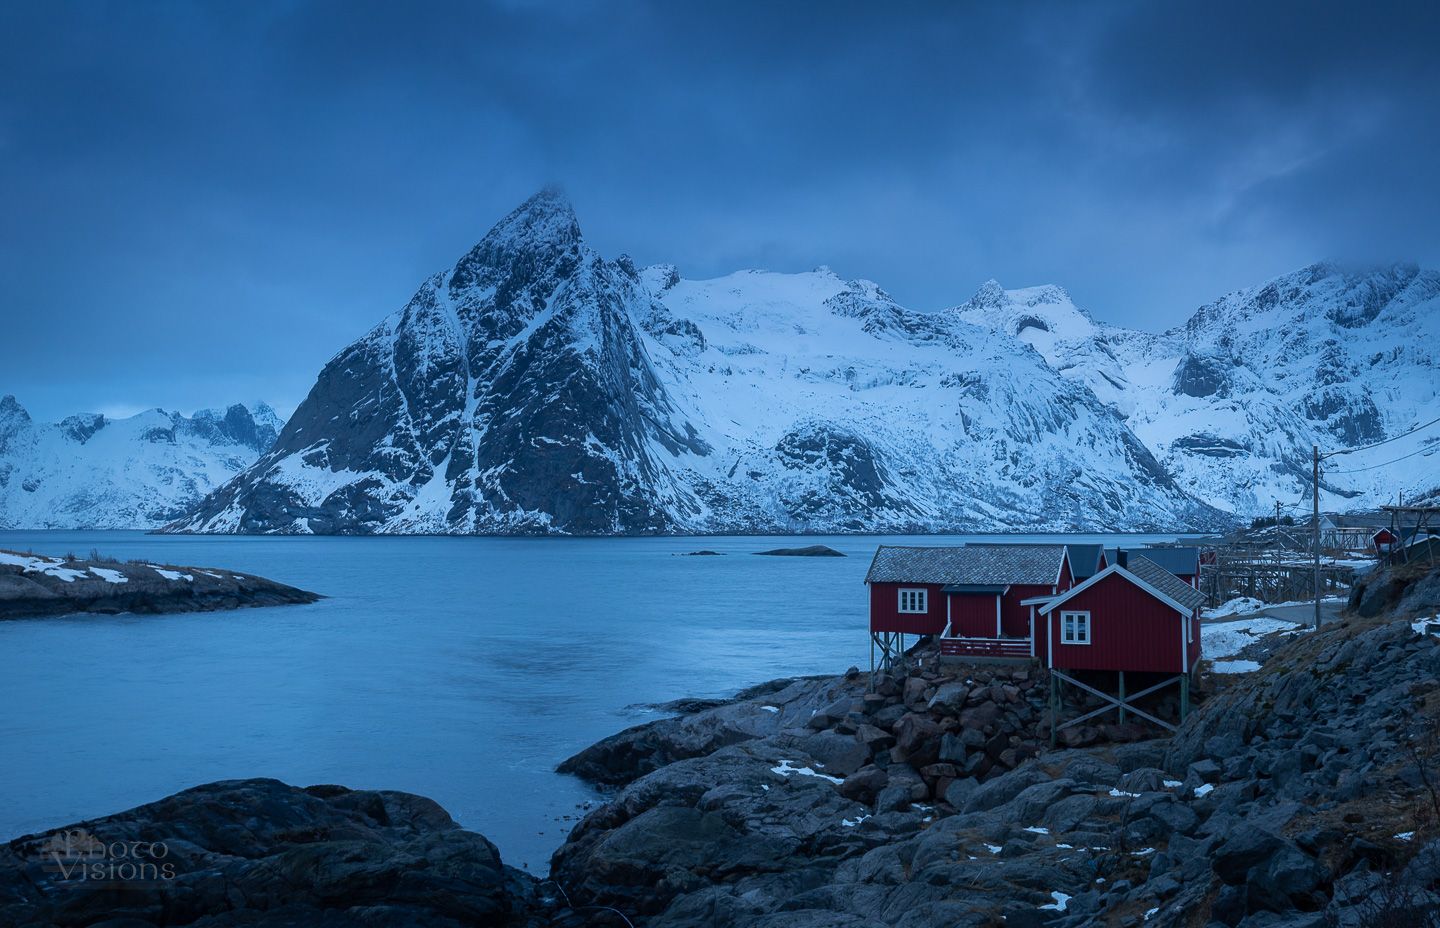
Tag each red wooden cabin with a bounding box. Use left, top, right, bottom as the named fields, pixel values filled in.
left=1037, top=554, right=1206, bottom=676
left=1372, top=527, right=1399, bottom=557
left=865, top=544, right=1074, bottom=661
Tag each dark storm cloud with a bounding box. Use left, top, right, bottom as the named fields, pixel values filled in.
left=1, top=0, right=1436, bottom=419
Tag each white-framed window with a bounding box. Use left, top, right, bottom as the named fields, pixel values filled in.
left=1060, top=611, right=1091, bottom=645
left=898, top=588, right=928, bottom=614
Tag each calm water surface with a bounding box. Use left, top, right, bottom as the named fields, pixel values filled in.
left=0, top=530, right=1184, bottom=870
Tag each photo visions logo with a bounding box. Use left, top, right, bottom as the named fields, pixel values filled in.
left=37, top=828, right=176, bottom=885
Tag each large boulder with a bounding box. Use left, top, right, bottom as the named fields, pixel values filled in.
left=0, top=779, right=530, bottom=927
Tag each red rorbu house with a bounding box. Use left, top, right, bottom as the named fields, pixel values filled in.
left=865, top=544, right=1076, bottom=665
left=1037, top=554, right=1208, bottom=734
left=865, top=543, right=1206, bottom=735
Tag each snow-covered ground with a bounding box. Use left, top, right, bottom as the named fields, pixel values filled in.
left=1204, top=597, right=1266, bottom=619
left=1201, top=614, right=1305, bottom=674
left=1203, top=595, right=1346, bottom=620
left=0, top=550, right=130, bottom=584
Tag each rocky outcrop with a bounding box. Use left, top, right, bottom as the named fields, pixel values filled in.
left=559, top=674, right=866, bottom=786
left=551, top=650, right=1179, bottom=925
left=549, top=616, right=1440, bottom=926
left=0, top=778, right=540, bottom=927
left=0, top=549, right=319, bottom=620
left=1347, top=558, right=1440, bottom=618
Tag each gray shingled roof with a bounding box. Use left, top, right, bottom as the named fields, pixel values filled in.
left=1125, top=555, right=1207, bottom=611
left=1133, top=546, right=1200, bottom=577
left=865, top=544, right=1065, bottom=586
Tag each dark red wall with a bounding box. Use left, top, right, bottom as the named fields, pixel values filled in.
left=869, top=582, right=947, bottom=635
left=1045, top=573, right=1196, bottom=673
left=948, top=593, right=999, bottom=637
left=1002, top=583, right=1055, bottom=637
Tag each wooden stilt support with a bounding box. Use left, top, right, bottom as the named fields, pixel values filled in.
left=1118, top=671, right=1126, bottom=725
left=1051, top=671, right=1181, bottom=734
left=1049, top=674, right=1058, bottom=748
left=1180, top=673, right=1190, bottom=721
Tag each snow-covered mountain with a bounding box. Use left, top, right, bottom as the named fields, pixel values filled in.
left=951, top=265, right=1440, bottom=515
left=167, top=189, right=1225, bottom=535
left=0, top=398, right=281, bottom=529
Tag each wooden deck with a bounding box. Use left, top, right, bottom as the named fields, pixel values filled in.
left=938, top=636, right=1032, bottom=661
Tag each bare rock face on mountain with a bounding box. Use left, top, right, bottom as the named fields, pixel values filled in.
left=168, top=190, right=1224, bottom=535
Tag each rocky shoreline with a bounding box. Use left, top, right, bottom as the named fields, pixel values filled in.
left=0, top=549, right=320, bottom=620
left=5, top=566, right=1439, bottom=926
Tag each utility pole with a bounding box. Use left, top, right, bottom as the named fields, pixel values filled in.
left=1313, top=445, right=1321, bottom=630
left=1275, top=499, right=1282, bottom=569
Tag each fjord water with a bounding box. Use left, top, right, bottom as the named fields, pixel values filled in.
left=0, top=531, right=1184, bottom=871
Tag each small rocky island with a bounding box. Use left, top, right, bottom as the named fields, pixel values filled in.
left=754, top=544, right=846, bottom=557
left=4, top=562, right=1438, bottom=926
left=0, top=549, right=320, bottom=620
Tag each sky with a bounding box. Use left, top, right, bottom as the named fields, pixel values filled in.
left=2, top=0, right=1438, bottom=421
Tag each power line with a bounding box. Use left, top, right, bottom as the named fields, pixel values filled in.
left=1327, top=443, right=1439, bottom=474
left=1322, top=414, right=1440, bottom=458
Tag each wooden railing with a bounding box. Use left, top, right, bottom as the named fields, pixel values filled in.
left=938, top=636, right=1032, bottom=659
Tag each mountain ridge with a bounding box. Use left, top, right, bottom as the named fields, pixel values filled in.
left=166, top=190, right=1232, bottom=535
left=0, top=398, right=281, bottom=529
left=10, top=191, right=1435, bottom=534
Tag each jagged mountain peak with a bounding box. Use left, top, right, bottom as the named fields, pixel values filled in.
left=0, top=394, right=30, bottom=424
left=1191, top=260, right=1435, bottom=334
left=964, top=279, right=1007, bottom=309
left=447, top=187, right=584, bottom=294
left=950, top=280, right=1097, bottom=343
